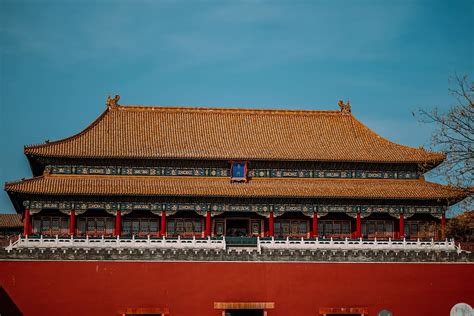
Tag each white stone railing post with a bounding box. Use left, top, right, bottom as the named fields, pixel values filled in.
left=4, top=236, right=466, bottom=254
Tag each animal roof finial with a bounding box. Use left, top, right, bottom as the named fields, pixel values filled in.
left=338, top=100, right=351, bottom=114
left=106, top=95, right=121, bottom=108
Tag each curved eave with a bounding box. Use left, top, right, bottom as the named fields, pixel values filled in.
left=4, top=175, right=469, bottom=204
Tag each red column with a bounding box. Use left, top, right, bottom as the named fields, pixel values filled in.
left=69, top=210, right=75, bottom=236
left=205, top=211, right=211, bottom=237
left=356, top=212, right=361, bottom=238
left=115, top=210, right=121, bottom=237
left=23, top=209, right=30, bottom=236
left=399, top=213, right=405, bottom=239
left=311, top=214, right=318, bottom=238
left=441, top=211, right=446, bottom=240
left=160, top=211, right=166, bottom=237
left=268, top=211, right=274, bottom=237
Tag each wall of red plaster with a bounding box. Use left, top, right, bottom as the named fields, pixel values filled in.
left=0, top=261, right=472, bottom=316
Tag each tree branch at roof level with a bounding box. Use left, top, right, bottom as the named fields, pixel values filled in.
left=416, top=74, right=474, bottom=216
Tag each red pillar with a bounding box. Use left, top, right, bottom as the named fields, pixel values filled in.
left=69, top=210, right=75, bottom=236
left=160, top=211, right=166, bottom=237
left=205, top=211, right=211, bottom=237
left=441, top=211, right=446, bottom=240
left=356, top=212, right=361, bottom=238
left=115, top=210, right=121, bottom=237
left=311, top=214, right=318, bottom=238
left=23, top=209, right=30, bottom=236
left=399, top=213, right=405, bottom=239
left=268, top=211, right=274, bottom=237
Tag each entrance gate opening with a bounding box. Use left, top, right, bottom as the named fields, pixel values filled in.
left=226, top=219, right=249, bottom=236
left=225, top=310, right=263, bottom=316
left=214, top=302, right=274, bottom=316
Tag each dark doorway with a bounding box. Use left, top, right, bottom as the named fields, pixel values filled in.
left=226, top=219, right=249, bottom=236
left=225, top=310, right=263, bottom=316
left=0, top=287, right=22, bottom=316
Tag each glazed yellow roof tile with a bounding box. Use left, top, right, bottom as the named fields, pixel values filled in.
left=5, top=174, right=467, bottom=201
left=0, top=214, right=22, bottom=228
left=24, top=105, right=445, bottom=163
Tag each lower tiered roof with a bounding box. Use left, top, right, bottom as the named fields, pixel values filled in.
left=5, top=173, right=469, bottom=201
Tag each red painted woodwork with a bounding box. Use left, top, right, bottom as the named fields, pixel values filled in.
left=23, top=209, right=30, bottom=236
left=399, top=213, right=405, bottom=239
left=69, top=210, right=75, bottom=236
left=356, top=212, right=361, bottom=238
left=441, top=211, right=446, bottom=240
left=115, top=210, right=121, bottom=237
left=268, top=211, right=274, bottom=237
left=0, top=261, right=472, bottom=316
left=205, top=211, right=211, bottom=237
left=312, top=214, right=318, bottom=238
left=160, top=210, right=166, bottom=237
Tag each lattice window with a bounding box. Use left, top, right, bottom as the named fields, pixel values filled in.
left=31, top=216, right=69, bottom=236
left=122, top=218, right=159, bottom=237
left=405, top=221, right=438, bottom=240
left=318, top=220, right=351, bottom=239
left=361, top=220, right=394, bottom=239
left=166, top=218, right=204, bottom=237
left=214, top=220, right=225, bottom=236
left=274, top=220, right=309, bottom=238
left=77, top=217, right=115, bottom=237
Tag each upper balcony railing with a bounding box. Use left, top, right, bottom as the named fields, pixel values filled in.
left=5, top=235, right=462, bottom=254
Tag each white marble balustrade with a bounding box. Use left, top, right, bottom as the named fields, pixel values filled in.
left=5, top=235, right=463, bottom=254
left=257, top=237, right=460, bottom=253
left=5, top=235, right=226, bottom=252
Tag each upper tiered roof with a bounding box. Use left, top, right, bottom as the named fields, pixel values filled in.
left=24, top=101, right=445, bottom=164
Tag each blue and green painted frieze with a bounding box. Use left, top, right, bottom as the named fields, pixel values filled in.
left=46, top=165, right=419, bottom=180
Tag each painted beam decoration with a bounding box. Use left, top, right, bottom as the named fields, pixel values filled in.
left=46, top=165, right=420, bottom=179
left=23, top=200, right=445, bottom=218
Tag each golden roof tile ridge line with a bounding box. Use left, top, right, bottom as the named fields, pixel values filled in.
left=116, top=104, right=341, bottom=116
left=349, top=115, right=446, bottom=163
left=24, top=108, right=110, bottom=152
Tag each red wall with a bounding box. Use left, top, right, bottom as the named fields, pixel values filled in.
left=0, top=261, right=473, bottom=316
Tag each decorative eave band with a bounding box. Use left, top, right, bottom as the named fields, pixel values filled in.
left=22, top=200, right=446, bottom=219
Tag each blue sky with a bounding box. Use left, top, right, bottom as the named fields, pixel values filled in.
left=0, top=0, right=473, bottom=213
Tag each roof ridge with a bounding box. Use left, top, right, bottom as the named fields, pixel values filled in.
left=114, top=104, right=341, bottom=116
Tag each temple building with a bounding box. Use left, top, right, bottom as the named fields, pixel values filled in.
left=2, top=97, right=473, bottom=316
left=4, top=97, right=468, bottom=242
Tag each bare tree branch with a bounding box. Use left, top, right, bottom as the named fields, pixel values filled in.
left=416, top=74, right=474, bottom=216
